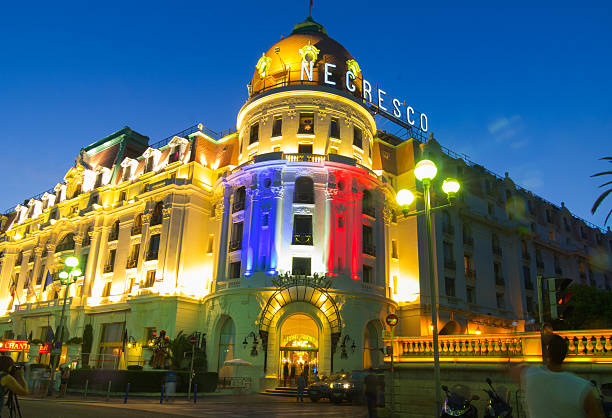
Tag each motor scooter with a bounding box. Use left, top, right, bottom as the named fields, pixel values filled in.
left=440, top=384, right=479, bottom=417
left=483, top=377, right=513, bottom=417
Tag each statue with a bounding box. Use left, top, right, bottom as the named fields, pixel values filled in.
left=151, top=330, right=170, bottom=369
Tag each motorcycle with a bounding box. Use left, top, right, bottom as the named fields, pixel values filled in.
left=483, top=377, right=513, bottom=417
left=441, top=384, right=479, bottom=417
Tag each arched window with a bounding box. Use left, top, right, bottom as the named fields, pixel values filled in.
left=293, top=177, right=314, bottom=204
left=362, top=190, right=375, bottom=217
left=109, top=220, right=120, bottom=241
left=55, top=233, right=75, bottom=253
left=132, top=214, right=143, bottom=235
left=217, top=317, right=236, bottom=378
left=232, top=187, right=246, bottom=212
left=82, top=226, right=92, bottom=247
left=151, top=202, right=163, bottom=225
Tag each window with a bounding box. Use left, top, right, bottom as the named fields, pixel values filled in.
left=94, top=172, right=104, bottom=188
left=496, top=293, right=505, bottom=309
left=147, top=234, right=160, bottom=260
left=127, top=244, right=140, bottom=268
left=298, top=113, right=314, bottom=134
left=363, top=225, right=375, bottom=256
left=262, top=213, right=269, bottom=227
left=353, top=126, right=363, bottom=149
left=292, top=257, right=311, bottom=276
left=441, top=211, right=453, bottom=234
left=230, top=222, right=244, bottom=251
left=229, top=261, right=241, bottom=279
left=523, top=265, right=533, bottom=289
left=443, top=242, right=454, bottom=269
left=233, top=187, right=246, bottom=212
left=168, top=146, right=180, bottom=163
left=466, top=286, right=475, bottom=304
left=151, top=202, right=163, bottom=225
left=122, top=165, right=132, bottom=182
left=464, top=254, right=474, bottom=279
left=56, top=233, right=75, bottom=252
left=207, top=235, right=214, bottom=254
left=118, top=190, right=126, bottom=202
left=337, top=216, right=345, bottom=229
left=492, top=233, right=501, bottom=256
left=462, top=223, right=473, bottom=246
left=362, top=190, right=375, bottom=217
left=272, top=146, right=281, bottom=153
left=249, top=123, right=259, bottom=144
left=292, top=215, right=313, bottom=245
left=79, top=252, right=89, bottom=277
left=98, top=322, right=125, bottom=368
left=109, top=220, right=120, bottom=241
left=330, top=117, right=340, bottom=139
left=125, top=277, right=135, bottom=294
left=102, top=281, right=112, bottom=297
left=272, top=116, right=282, bottom=137
left=145, top=156, right=154, bottom=173
left=488, top=203, right=494, bottom=216
left=391, top=240, right=398, bottom=259
left=36, top=268, right=45, bottom=285
left=132, top=214, right=143, bottom=235
left=363, top=265, right=373, bottom=283
left=293, top=177, right=314, bottom=203
left=105, top=249, right=116, bottom=272
left=494, top=262, right=503, bottom=285
left=143, top=270, right=156, bottom=288
left=445, top=277, right=455, bottom=297
left=298, top=143, right=313, bottom=154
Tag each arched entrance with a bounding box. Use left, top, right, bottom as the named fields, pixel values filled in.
left=364, top=320, right=382, bottom=368
left=279, top=314, right=318, bottom=385
left=217, top=316, right=235, bottom=378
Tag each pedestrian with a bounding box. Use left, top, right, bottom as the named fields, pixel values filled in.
left=304, top=362, right=309, bottom=381
left=296, top=372, right=306, bottom=403
left=39, top=367, right=50, bottom=397
left=31, top=367, right=41, bottom=396
left=58, top=366, right=70, bottom=397
left=364, top=368, right=378, bottom=418
left=514, top=334, right=604, bottom=417
left=164, top=366, right=177, bottom=402
left=290, top=363, right=296, bottom=386
left=283, top=362, right=289, bottom=387
left=0, top=355, right=29, bottom=414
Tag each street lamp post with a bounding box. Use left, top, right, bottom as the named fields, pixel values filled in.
left=396, top=160, right=460, bottom=417
left=48, top=255, right=81, bottom=396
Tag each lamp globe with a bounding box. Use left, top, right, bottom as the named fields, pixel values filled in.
left=396, top=189, right=415, bottom=207
left=414, top=160, right=437, bottom=182
left=442, top=179, right=460, bottom=195
left=65, top=256, right=79, bottom=268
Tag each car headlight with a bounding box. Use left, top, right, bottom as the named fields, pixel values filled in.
left=329, top=383, right=334, bottom=389
left=343, top=383, right=353, bottom=389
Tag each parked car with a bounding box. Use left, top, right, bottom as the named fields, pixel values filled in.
left=307, top=374, right=334, bottom=402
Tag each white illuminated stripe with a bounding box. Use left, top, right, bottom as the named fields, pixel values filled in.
left=420, top=113, right=428, bottom=132
left=362, top=79, right=372, bottom=103
left=301, top=61, right=313, bottom=81
left=324, top=63, right=336, bottom=86
left=345, top=70, right=355, bottom=92
left=377, top=89, right=387, bottom=111
left=407, top=106, right=415, bottom=126
left=392, top=99, right=401, bottom=118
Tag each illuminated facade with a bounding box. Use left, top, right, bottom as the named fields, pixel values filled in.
left=0, top=17, right=611, bottom=387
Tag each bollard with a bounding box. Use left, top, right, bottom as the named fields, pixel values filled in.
left=160, top=383, right=165, bottom=404
left=84, top=379, right=89, bottom=399
left=193, top=383, right=197, bottom=404
left=124, top=382, right=131, bottom=404
left=106, top=380, right=112, bottom=401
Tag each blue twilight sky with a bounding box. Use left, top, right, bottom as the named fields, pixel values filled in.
left=1, top=1, right=611, bottom=227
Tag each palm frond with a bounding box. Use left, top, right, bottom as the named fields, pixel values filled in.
left=605, top=208, right=612, bottom=226
left=591, top=188, right=612, bottom=214
left=591, top=171, right=612, bottom=178
left=599, top=180, right=612, bottom=188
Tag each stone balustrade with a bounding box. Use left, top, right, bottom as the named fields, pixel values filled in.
left=385, top=330, right=612, bottom=363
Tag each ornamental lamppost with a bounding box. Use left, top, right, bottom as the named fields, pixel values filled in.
left=49, top=255, right=81, bottom=395
left=395, top=160, right=460, bottom=416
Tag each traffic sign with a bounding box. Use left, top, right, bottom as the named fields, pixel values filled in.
left=386, top=314, right=399, bottom=327
left=189, top=335, right=199, bottom=345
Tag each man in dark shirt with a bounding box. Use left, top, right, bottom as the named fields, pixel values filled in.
left=364, top=368, right=378, bottom=418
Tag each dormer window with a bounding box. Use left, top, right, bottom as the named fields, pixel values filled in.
left=145, top=156, right=154, bottom=173
left=123, top=165, right=132, bottom=181
left=94, top=172, right=104, bottom=188
left=168, top=146, right=180, bottom=164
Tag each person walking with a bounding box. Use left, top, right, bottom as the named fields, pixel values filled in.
left=164, top=367, right=177, bottom=403
left=57, top=366, right=70, bottom=397
left=296, top=372, right=306, bottom=403
left=290, top=363, right=296, bottom=387
left=515, top=334, right=604, bottom=418
left=364, top=368, right=378, bottom=418
left=304, top=362, right=309, bottom=381
left=283, top=362, right=289, bottom=387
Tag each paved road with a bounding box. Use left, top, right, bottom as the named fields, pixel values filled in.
left=18, top=395, right=368, bottom=417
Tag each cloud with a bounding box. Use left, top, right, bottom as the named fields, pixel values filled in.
left=488, top=115, right=524, bottom=143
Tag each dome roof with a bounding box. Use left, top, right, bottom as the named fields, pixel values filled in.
left=249, top=17, right=363, bottom=99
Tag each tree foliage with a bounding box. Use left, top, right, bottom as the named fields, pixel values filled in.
left=552, top=284, right=612, bottom=330
left=591, top=156, right=612, bottom=225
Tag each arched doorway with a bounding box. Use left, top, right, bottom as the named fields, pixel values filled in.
left=364, top=320, right=382, bottom=368
left=439, top=320, right=462, bottom=335
left=217, top=317, right=235, bottom=378
left=279, top=314, right=318, bottom=385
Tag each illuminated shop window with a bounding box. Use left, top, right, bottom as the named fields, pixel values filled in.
left=353, top=127, right=363, bottom=149
left=298, top=113, right=314, bottom=134
left=292, top=257, right=311, bottom=276
left=272, top=116, right=282, bottom=137
left=330, top=117, right=340, bottom=139
left=249, top=123, right=259, bottom=144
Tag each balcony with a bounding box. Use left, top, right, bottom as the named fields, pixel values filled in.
left=495, top=276, right=505, bottom=287
left=126, top=257, right=138, bottom=269
left=293, top=193, right=315, bottom=204
left=229, top=240, right=243, bottom=251
left=442, top=224, right=454, bottom=236
left=103, top=264, right=114, bottom=273
left=363, top=244, right=376, bottom=256
left=465, top=269, right=477, bottom=281
left=444, top=260, right=456, bottom=270
left=492, top=246, right=502, bottom=257
left=284, top=153, right=326, bottom=163
left=292, top=233, right=313, bottom=246
left=232, top=199, right=245, bottom=212
left=362, top=206, right=376, bottom=218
